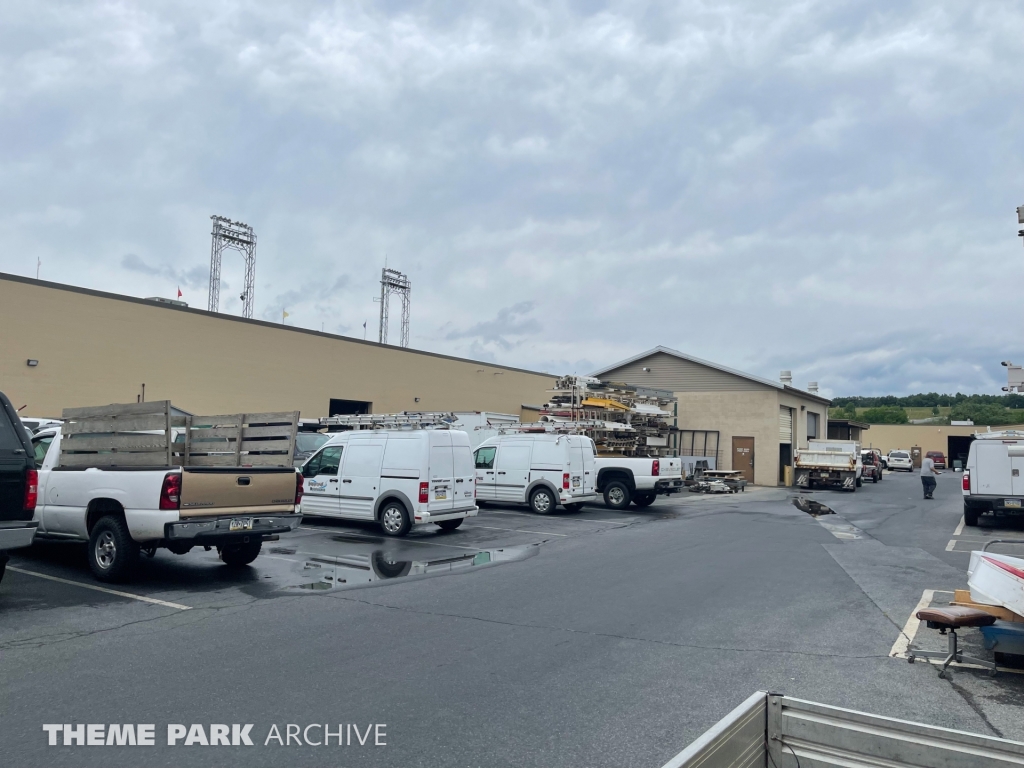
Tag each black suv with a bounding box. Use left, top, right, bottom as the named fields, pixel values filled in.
left=0, top=390, right=38, bottom=584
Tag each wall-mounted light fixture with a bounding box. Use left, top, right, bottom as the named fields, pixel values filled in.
left=642, top=367, right=651, bottom=372
left=414, top=397, right=421, bottom=403
left=26, top=359, right=38, bottom=367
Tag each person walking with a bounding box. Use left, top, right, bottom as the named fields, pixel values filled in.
left=921, top=453, right=941, bottom=499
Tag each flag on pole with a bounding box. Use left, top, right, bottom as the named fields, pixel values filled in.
left=177, top=287, right=182, bottom=299
left=282, top=310, right=290, bottom=322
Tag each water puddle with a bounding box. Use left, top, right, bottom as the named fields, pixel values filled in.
left=287, top=544, right=538, bottom=592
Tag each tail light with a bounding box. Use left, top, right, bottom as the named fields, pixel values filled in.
left=962, top=470, right=970, bottom=492
left=652, top=459, right=660, bottom=477
left=159, top=472, right=182, bottom=510
left=294, top=472, right=304, bottom=505
left=23, top=469, right=38, bottom=511
left=419, top=482, right=429, bottom=504
left=563, top=473, right=570, bottom=490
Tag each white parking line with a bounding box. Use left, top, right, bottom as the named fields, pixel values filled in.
left=890, top=588, right=934, bottom=658
left=6, top=567, right=191, bottom=611
left=473, top=525, right=567, bottom=537
left=953, top=516, right=965, bottom=537
left=945, top=540, right=957, bottom=551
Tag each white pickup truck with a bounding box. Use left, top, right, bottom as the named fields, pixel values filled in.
left=594, top=456, right=684, bottom=509
left=962, top=430, right=1024, bottom=526
left=794, top=439, right=862, bottom=491
left=30, top=426, right=303, bottom=581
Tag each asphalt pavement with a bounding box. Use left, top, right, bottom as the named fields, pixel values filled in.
left=2, top=473, right=1023, bottom=767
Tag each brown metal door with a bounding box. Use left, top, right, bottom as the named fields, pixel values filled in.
left=732, top=437, right=755, bottom=484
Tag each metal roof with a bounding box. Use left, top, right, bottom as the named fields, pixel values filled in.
left=591, top=345, right=832, bottom=405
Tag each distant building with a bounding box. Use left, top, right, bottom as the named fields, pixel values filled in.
left=592, top=346, right=830, bottom=486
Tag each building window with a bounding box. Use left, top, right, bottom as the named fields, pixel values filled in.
left=677, top=430, right=721, bottom=461
left=807, top=412, right=819, bottom=440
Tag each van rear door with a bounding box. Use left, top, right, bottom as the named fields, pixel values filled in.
left=582, top=438, right=597, bottom=494
left=451, top=431, right=476, bottom=506
left=974, top=441, right=1013, bottom=496
left=428, top=432, right=455, bottom=512
left=567, top=438, right=585, bottom=494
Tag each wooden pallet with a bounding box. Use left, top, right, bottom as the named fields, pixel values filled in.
left=951, top=589, right=1024, bottom=623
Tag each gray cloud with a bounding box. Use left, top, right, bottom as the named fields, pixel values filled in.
left=3, top=1, right=1024, bottom=395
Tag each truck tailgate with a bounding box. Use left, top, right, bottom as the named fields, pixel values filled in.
left=796, top=451, right=856, bottom=470
left=179, top=467, right=297, bottom=517
left=660, top=457, right=682, bottom=478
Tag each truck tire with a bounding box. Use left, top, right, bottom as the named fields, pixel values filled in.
left=632, top=492, right=657, bottom=508
left=88, top=515, right=140, bottom=582
left=964, top=505, right=980, bottom=527
left=435, top=518, right=464, bottom=532
left=219, top=538, right=262, bottom=566
left=856, top=477, right=862, bottom=487
left=530, top=487, right=556, bottom=515
left=380, top=501, right=412, bottom=537
left=0, top=552, right=7, bottom=584
left=873, top=473, right=878, bottom=483
left=603, top=481, right=631, bottom=510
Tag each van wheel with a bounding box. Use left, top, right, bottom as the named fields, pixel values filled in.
left=88, top=516, right=140, bottom=582
left=964, top=505, right=980, bottom=527
left=380, top=501, right=411, bottom=536
left=564, top=503, right=584, bottom=513
left=633, top=492, right=657, bottom=508
left=603, top=481, right=631, bottom=510
left=435, top=518, right=464, bottom=532
left=530, top=488, right=556, bottom=515
left=219, top=539, right=262, bottom=566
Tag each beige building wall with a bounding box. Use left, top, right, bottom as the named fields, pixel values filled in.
left=0, top=274, right=555, bottom=419
left=675, top=390, right=781, bottom=486
left=860, top=424, right=1024, bottom=458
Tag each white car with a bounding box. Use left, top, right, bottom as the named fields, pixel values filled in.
left=474, top=433, right=598, bottom=514
left=301, top=429, right=478, bottom=536
left=887, top=450, right=914, bottom=472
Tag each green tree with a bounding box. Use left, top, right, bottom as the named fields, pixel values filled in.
left=949, top=403, right=1020, bottom=426
left=860, top=406, right=909, bottom=424
left=931, top=405, right=940, bottom=416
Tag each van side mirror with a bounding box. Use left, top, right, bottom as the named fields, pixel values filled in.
left=302, top=463, right=317, bottom=478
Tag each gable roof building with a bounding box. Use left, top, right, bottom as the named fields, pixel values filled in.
left=592, top=346, right=831, bottom=486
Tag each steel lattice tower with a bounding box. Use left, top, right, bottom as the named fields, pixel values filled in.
left=208, top=215, right=256, bottom=318
left=378, top=268, right=411, bottom=347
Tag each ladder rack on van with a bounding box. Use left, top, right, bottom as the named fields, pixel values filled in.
left=319, top=412, right=457, bottom=430
left=490, top=420, right=632, bottom=434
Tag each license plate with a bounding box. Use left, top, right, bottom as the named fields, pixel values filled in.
left=1006, top=499, right=1021, bottom=508
left=434, top=489, right=447, bottom=500
left=229, top=518, right=253, bottom=531
left=572, top=477, right=580, bottom=488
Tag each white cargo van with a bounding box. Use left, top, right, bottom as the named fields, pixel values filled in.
left=300, top=429, right=477, bottom=536
left=962, top=430, right=1024, bottom=527
left=473, top=434, right=598, bottom=514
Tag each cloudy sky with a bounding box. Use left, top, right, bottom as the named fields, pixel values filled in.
left=3, top=1, right=1023, bottom=397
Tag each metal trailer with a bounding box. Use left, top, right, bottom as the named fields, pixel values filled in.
left=660, top=691, right=1024, bottom=768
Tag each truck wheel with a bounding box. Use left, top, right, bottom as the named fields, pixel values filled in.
left=530, top=487, right=556, bottom=515
left=632, top=492, right=657, bottom=508
left=603, top=481, right=631, bottom=510
left=856, top=477, right=862, bottom=487
left=0, top=552, right=7, bottom=584
left=435, top=518, right=464, bottom=532
left=380, top=501, right=412, bottom=537
left=873, top=473, right=878, bottom=483
left=88, top=516, right=140, bottom=582
left=964, top=505, right=980, bottom=527
left=219, top=539, right=262, bottom=567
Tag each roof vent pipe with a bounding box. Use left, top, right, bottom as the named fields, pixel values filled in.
left=780, top=370, right=792, bottom=385
left=808, top=382, right=818, bottom=393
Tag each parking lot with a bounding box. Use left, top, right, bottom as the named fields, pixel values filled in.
left=3, top=472, right=1024, bottom=767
